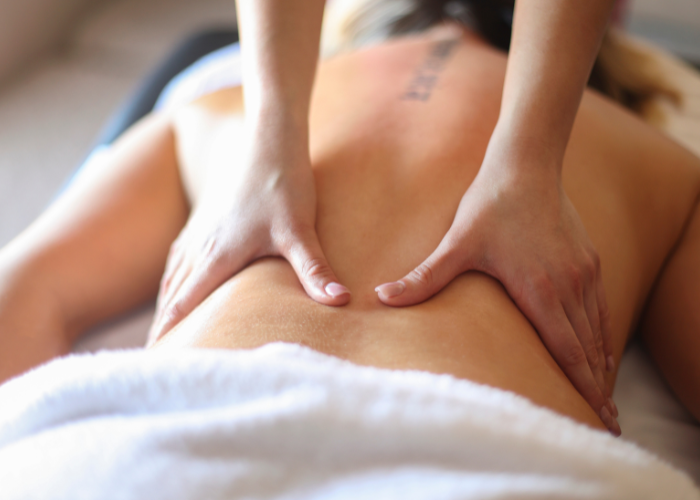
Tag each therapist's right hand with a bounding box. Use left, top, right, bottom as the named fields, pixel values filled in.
left=147, top=115, right=350, bottom=345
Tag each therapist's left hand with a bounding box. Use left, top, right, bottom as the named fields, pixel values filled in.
left=374, top=144, right=619, bottom=434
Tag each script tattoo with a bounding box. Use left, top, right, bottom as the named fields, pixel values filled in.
left=401, top=39, right=459, bottom=102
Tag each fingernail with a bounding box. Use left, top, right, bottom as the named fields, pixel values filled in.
left=610, top=417, right=622, bottom=437
left=375, top=281, right=406, bottom=299
left=606, top=355, right=616, bottom=373
left=609, top=398, right=619, bottom=418
left=600, top=406, right=621, bottom=436
left=325, top=282, right=350, bottom=298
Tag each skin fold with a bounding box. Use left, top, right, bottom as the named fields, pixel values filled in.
left=1, top=29, right=700, bottom=436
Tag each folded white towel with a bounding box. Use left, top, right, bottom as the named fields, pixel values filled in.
left=0, top=343, right=696, bottom=499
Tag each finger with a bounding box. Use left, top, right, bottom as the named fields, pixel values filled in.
left=587, top=257, right=618, bottom=416
left=563, top=294, right=608, bottom=404
left=596, top=274, right=615, bottom=373
left=149, top=260, right=193, bottom=344
left=522, top=291, right=618, bottom=434
left=283, top=229, right=351, bottom=306
left=163, top=240, right=185, bottom=289
left=153, top=242, right=259, bottom=343
left=154, top=257, right=190, bottom=327
left=160, top=259, right=193, bottom=317
left=552, top=306, right=619, bottom=435
left=149, top=254, right=187, bottom=346
left=156, top=245, right=186, bottom=315
left=375, top=236, right=465, bottom=307
left=582, top=283, right=609, bottom=397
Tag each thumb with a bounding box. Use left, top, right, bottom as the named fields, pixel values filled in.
left=376, top=237, right=466, bottom=307
left=284, top=228, right=351, bottom=306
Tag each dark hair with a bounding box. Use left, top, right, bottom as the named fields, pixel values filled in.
left=385, top=0, right=514, bottom=51
left=331, top=0, right=679, bottom=116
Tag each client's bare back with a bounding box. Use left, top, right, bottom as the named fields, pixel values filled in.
left=161, top=29, right=700, bottom=431
left=1, top=28, right=700, bottom=437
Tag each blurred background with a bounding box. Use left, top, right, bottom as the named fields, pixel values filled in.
left=629, top=0, right=700, bottom=64
left=0, top=0, right=697, bottom=248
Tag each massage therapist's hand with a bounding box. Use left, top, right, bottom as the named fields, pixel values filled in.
left=148, top=116, right=350, bottom=344
left=375, top=141, right=618, bottom=432
left=376, top=0, right=621, bottom=435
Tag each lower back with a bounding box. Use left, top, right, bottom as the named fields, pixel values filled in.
left=161, top=28, right=700, bottom=431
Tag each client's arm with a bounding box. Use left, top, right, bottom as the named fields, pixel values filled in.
left=641, top=197, right=700, bottom=423
left=0, top=115, right=187, bottom=384
left=375, top=0, right=618, bottom=429
left=0, top=260, right=68, bottom=383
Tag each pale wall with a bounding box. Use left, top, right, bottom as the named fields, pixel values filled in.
left=0, top=0, right=109, bottom=84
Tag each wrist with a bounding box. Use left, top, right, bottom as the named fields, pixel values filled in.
left=492, top=117, right=568, bottom=162
left=481, top=120, right=567, bottom=181
left=247, top=104, right=309, bottom=141
left=243, top=106, right=312, bottom=174
left=245, top=90, right=309, bottom=128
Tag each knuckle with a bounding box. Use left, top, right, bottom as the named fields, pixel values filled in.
left=202, top=232, right=229, bottom=262
left=528, top=273, right=556, bottom=305
left=595, top=333, right=604, bottom=351
left=161, top=274, right=172, bottom=292
left=164, top=301, right=186, bottom=323
left=199, top=237, right=231, bottom=271
left=568, top=267, right=584, bottom=296
left=585, top=343, right=600, bottom=367
left=203, top=236, right=218, bottom=258
left=409, top=263, right=435, bottom=288
left=561, top=344, right=588, bottom=368
left=301, top=258, right=331, bottom=280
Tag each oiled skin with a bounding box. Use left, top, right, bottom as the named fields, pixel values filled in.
left=152, top=29, right=700, bottom=432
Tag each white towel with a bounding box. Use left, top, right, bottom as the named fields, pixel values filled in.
left=0, top=342, right=697, bottom=499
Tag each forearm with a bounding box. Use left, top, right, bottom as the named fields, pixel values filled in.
left=236, top=0, right=326, bottom=126
left=494, top=0, right=614, bottom=172
left=0, top=115, right=187, bottom=383
left=149, top=1, right=347, bottom=338
left=0, top=253, right=69, bottom=384
left=0, top=187, right=160, bottom=384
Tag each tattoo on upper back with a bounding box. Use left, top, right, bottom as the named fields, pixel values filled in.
left=401, top=39, right=459, bottom=102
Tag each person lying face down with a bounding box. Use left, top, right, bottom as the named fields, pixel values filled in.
left=157, top=0, right=629, bottom=423
left=151, top=0, right=683, bottom=430
left=0, top=16, right=697, bottom=439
